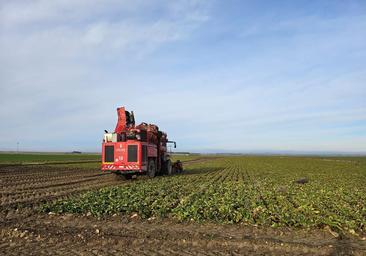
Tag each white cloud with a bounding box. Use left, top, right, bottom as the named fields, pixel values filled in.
left=0, top=1, right=365, bottom=153
left=0, top=0, right=211, bottom=151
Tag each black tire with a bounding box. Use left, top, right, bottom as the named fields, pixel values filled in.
left=123, top=173, right=133, bottom=180
left=147, top=159, right=156, bottom=178
left=166, top=159, right=173, bottom=175
left=161, top=159, right=173, bottom=175
left=113, top=172, right=123, bottom=180
left=114, top=172, right=132, bottom=180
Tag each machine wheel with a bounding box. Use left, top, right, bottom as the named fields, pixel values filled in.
left=161, top=159, right=173, bottom=175
left=113, top=172, right=123, bottom=180
left=147, top=159, right=156, bottom=178
left=114, top=172, right=132, bottom=180
left=166, top=159, right=173, bottom=175
left=123, top=173, right=133, bottom=180
left=172, top=160, right=183, bottom=174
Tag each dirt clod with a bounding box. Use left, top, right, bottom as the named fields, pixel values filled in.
left=295, top=177, right=309, bottom=184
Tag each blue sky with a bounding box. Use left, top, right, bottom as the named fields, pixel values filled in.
left=0, top=0, right=365, bottom=153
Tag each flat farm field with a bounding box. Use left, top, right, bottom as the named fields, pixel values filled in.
left=1, top=154, right=366, bottom=255
left=0, top=152, right=100, bottom=165
left=46, top=156, right=366, bottom=233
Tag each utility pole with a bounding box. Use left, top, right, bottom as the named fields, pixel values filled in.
left=17, top=142, right=19, bottom=153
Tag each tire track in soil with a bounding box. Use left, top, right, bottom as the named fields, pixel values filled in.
left=0, top=165, right=123, bottom=211
left=0, top=157, right=217, bottom=210
left=1, top=157, right=365, bottom=255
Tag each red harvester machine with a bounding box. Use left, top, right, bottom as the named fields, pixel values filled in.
left=102, top=107, right=178, bottom=179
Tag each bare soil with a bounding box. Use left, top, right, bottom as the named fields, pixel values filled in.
left=0, top=162, right=365, bottom=255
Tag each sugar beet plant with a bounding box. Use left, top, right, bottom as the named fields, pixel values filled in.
left=42, top=156, right=366, bottom=234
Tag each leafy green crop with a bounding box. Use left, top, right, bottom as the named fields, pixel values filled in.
left=42, top=156, right=366, bottom=234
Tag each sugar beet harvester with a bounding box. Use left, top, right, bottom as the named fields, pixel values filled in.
left=102, top=107, right=178, bottom=179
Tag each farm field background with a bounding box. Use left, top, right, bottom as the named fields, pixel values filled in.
left=0, top=152, right=198, bottom=165
left=1, top=153, right=365, bottom=255
left=0, top=152, right=101, bottom=164
left=44, top=155, right=366, bottom=234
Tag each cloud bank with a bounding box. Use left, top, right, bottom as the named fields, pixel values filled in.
left=0, top=0, right=365, bottom=153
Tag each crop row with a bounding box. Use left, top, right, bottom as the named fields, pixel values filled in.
left=42, top=156, right=366, bottom=234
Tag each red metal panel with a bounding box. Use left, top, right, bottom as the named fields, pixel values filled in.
left=102, top=141, right=146, bottom=173
left=147, top=145, right=157, bottom=157
left=114, top=107, right=126, bottom=133
left=114, top=142, right=127, bottom=164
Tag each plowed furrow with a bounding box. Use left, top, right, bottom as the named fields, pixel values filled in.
left=0, top=180, right=121, bottom=209
left=0, top=168, right=100, bottom=179
left=1, top=177, right=100, bottom=196
left=0, top=173, right=109, bottom=192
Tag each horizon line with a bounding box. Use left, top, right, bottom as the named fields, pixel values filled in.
left=1, top=150, right=365, bottom=157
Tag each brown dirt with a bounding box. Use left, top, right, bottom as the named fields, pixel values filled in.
left=0, top=164, right=119, bottom=210
left=0, top=163, right=365, bottom=255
